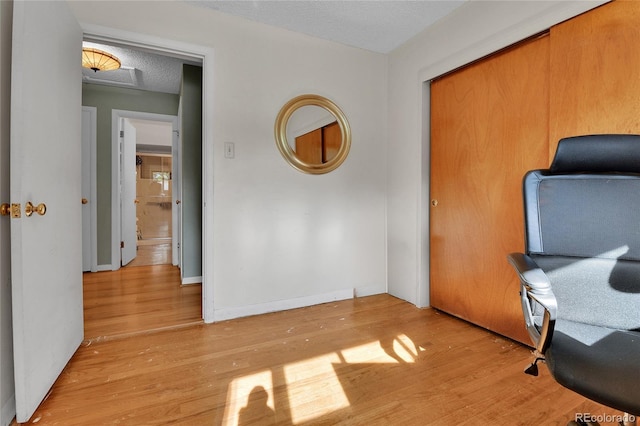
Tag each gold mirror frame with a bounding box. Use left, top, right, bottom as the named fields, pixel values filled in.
left=275, top=94, right=351, bottom=174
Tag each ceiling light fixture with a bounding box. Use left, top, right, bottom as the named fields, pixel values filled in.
left=82, top=47, right=121, bottom=72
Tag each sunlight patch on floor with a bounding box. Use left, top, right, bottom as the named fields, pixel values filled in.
left=285, top=352, right=350, bottom=424
left=222, top=370, right=274, bottom=425
left=222, top=334, right=424, bottom=425
left=341, top=333, right=420, bottom=363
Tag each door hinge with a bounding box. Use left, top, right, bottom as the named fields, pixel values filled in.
left=120, top=241, right=124, bottom=248
left=120, top=130, right=124, bottom=138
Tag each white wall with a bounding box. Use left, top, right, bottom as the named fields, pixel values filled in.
left=0, top=0, right=14, bottom=424
left=68, top=1, right=389, bottom=319
left=386, top=1, right=608, bottom=307
left=130, top=119, right=173, bottom=147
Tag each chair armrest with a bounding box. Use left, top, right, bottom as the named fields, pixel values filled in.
left=507, top=253, right=557, bottom=353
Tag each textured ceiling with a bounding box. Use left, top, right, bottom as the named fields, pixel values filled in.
left=82, top=1, right=465, bottom=94
left=189, top=0, right=466, bottom=54
left=82, top=41, right=201, bottom=94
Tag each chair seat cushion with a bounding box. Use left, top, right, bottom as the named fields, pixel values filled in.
left=547, top=320, right=640, bottom=415
left=533, top=254, right=640, bottom=415
left=532, top=255, right=640, bottom=330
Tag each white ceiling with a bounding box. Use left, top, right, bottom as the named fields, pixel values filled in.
left=82, top=1, right=466, bottom=94
left=189, top=0, right=466, bottom=54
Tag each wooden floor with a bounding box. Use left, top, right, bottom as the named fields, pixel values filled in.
left=16, top=290, right=617, bottom=425
left=83, top=264, right=202, bottom=342
left=127, top=238, right=173, bottom=268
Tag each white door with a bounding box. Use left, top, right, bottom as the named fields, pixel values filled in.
left=121, top=118, right=138, bottom=266
left=10, top=1, right=84, bottom=422
left=81, top=106, right=97, bottom=272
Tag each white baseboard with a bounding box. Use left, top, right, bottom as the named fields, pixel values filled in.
left=213, top=288, right=355, bottom=322
left=1, top=394, right=15, bottom=426
left=354, top=285, right=385, bottom=298
left=96, top=264, right=113, bottom=272
left=182, top=276, right=202, bottom=285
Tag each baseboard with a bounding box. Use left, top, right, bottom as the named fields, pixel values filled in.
left=96, top=264, right=113, bottom=272
left=1, top=394, right=15, bottom=426
left=354, top=285, right=385, bottom=298
left=181, top=276, right=202, bottom=285
left=213, top=288, right=354, bottom=321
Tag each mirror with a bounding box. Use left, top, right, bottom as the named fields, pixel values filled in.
left=275, top=94, right=351, bottom=174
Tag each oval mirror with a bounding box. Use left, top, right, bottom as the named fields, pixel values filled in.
left=275, top=94, right=351, bottom=174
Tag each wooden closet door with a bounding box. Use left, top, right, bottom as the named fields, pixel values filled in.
left=322, top=121, right=341, bottom=163
left=549, top=1, right=640, bottom=154
left=295, top=128, right=323, bottom=164
left=430, top=35, right=550, bottom=344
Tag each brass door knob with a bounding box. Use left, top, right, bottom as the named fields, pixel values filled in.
left=0, top=203, right=9, bottom=216
left=134, top=199, right=140, bottom=204
left=25, top=201, right=46, bottom=217
left=81, top=198, right=88, bottom=205
left=431, top=199, right=439, bottom=207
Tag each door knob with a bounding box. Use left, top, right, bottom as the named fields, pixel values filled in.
left=81, top=198, right=88, bottom=205
left=176, top=200, right=181, bottom=205
left=431, top=199, right=439, bottom=207
left=134, top=199, right=140, bottom=204
left=0, top=203, right=9, bottom=216
left=25, top=201, right=46, bottom=217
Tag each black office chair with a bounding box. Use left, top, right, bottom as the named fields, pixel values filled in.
left=507, top=135, right=640, bottom=426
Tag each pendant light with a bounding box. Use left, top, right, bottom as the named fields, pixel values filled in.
left=82, top=48, right=121, bottom=72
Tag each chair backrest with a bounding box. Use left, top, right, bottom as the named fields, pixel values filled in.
left=523, top=134, right=640, bottom=261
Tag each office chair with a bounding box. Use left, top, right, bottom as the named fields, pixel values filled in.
left=507, top=135, right=640, bottom=426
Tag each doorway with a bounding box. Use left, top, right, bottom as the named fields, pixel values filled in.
left=114, top=111, right=181, bottom=270
left=127, top=118, right=175, bottom=267
left=81, top=28, right=215, bottom=323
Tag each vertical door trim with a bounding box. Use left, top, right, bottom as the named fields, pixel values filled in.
left=81, top=106, right=98, bottom=272
left=172, top=118, right=181, bottom=268
left=417, top=82, right=431, bottom=308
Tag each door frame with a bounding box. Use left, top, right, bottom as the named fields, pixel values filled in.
left=418, top=81, right=430, bottom=308
left=84, top=24, right=215, bottom=323
left=81, top=106, right=98, bottom=272
left=174, top=104, right=182, bottom=269
left=111, top=111, right=179, bottom=269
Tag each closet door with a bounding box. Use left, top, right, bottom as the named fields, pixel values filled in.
left=430, top=35, right=550, bottom=344
left=296, top=128, right=323, bottom=163
left=549, top=0, right=640, bottom=152
left=322, top=122, right=341, bottom=162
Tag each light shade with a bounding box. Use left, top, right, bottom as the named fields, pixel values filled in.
left=82, top=48, right=121, bottom=72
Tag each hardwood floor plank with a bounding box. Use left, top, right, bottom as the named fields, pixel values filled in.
left=127, top=240, right=172, bottom=268
left=13, top=294, right=619, bottom=425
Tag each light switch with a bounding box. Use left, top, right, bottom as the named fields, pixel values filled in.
left=224, top=142, right=235, bottom=159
